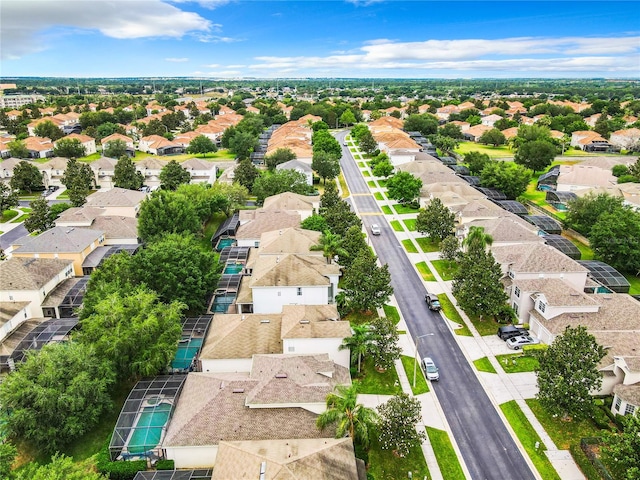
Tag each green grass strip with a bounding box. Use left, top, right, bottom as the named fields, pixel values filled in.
left=415, top=237, right=439, bottom=252
left=390, top=220, right=404, bottom=232
left=374, top=192, right=385, bottom=201
left=500, top=400, right=561, bottom=480
left=381, top=205, right=393, bottom=215
left=404, top=219, right=416, bottom=231
left=425, top=427, right=466, bottom=480
left=393, top=203, right=421, bottom=214
left=473, top=357, right=497, bottom=373
left=367, top=435, right=431, bottom=480
left=416, top=261, right=436, bottom=281
left=354, top=358, right=402, bottom=395
left=402, top=239, right=418, bottom=253
left=430, top=259, right=457, bottom=281
left=382, top=304, right=400, bottom=325
left=496, top=354, right=539, bottom=373
left=367, top=180, right=377, bottom=188
left=438, top=295, right=472, bottom=336
left=401, top=355, right=429, bottom=395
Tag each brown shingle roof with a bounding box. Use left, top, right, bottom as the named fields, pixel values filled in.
left=12, top=227, right=103, bottom=254
left=491, top=243, right=588, bottom=274
left=258, top=228, right=322, bottom=256
left=236, top=210, right=301, bottom=240
left=613, top=384, right=640, bottom=407
left=85, top=187, right=147, bottom=208
left=280, top=304, right=351, bottom=339
left=0, top=257, right=72, bottom=291
left=249, top=254, right=339, bottom=288
left=262, top=193, right=319, bottom=212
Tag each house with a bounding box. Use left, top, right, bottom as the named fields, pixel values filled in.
left=84, top=187, right=147, bottom=217
left=100, top=133, right=135, bottom=157
left=609, top=128, right=640, bottom=151
left=181, top=157, right=217, bottom=184
left=256, top=227, right=322, bottom=257
left=463, top=124, right=492, bottom=142
left=163, top=354, right=350, bottom=468
left=276, top=159, right=313, bottom=186
left=135, top=157, right=168, bottom=187
left=57, top=133, right=96, bottom=155
left=460, top=216, right=542, bottom=247
left=138, top=135, right=185, bottom=156
left=27, top=117, right=63, bottom=137
left=90, top=157, right=118, bottom=189
left=0, top=258, right=74, bottom=335
left=37, top=157, right=69, bottom=187
left=0, top=157, right=25, bottom=183
left=56, top=207, right=139, bottom=245
left=451, top=198, right=507, bottom=224
left=481, top=114, right=503, bottom=127
left=396, top=157, right=453, bottom=176
left=570, top=131, right=617, bottom=152
left=612, top=384, right=640, bottom=418
left=555, top=164, right=618, bottom=193
left=261, top=192, right=320, bottom=220
left=194, top=122, right=226, bottom=144
left=9, top=227, right=105, bottom=276
left=236, top=210, right=302, bottom=247
left=0, top=136, right=16, bottom=159
left=24, top=136, right=54, bottom=159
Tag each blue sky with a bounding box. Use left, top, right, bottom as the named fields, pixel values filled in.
left=1, top=0, right=639, bottom=78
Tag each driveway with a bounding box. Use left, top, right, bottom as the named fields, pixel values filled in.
left=335, top=131, right=536, bottom=480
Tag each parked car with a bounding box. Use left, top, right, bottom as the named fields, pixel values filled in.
left=425, top=293, right=441, bottom=311
left=422, top=357, right=439, bottom=381
left=370, top=224, right=381, bottom=235
left=497, top=325, right=529, bottom=341
left=506, top=335, right=540, bottom=350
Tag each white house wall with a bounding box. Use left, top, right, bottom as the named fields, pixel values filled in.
left=283, top=337, right=350, bottom=369
left=199, top=357, right=252, bottom=374
left=0, top=307, right=30, bottom=342
left=252, top=286, right=330, bottom=314
left=511, top=271, right=588, bottom=293
left=164, top=445, right=218, bottom=469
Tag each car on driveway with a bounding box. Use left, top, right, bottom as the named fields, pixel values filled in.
left=497, top=325, right=529, bottom=340
left=422, top=357, right=440, bottom=381
left=506, top=335, right=540, bottom=350
left=370, top=224, right=381, bottom=235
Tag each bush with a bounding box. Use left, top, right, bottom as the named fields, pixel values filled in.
left=156, top=460, right=175, bottom=470
left=522, top=343, right=548, bottom=354
left=569, top=443, right=601, bottom=480
left=96, top=442, right=147, bottom=480
left=591, top=405, right=612, bottom=430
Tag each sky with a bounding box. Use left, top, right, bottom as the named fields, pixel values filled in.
left=1, top=0, right=639, bottom=79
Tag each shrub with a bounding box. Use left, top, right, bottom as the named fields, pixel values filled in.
left=96, top=442, right=147, bottom=480
left=156, top=460, right=175, bottom=470
left=569, top=443, right=601, bottom=480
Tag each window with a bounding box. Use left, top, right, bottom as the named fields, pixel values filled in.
left=624, top=403, right=635, bottom=416
left=513, top=303, right=519, bottom=315
left=615, top=396, right=622, bottom=412
left=297, top=287, right=302, bottom=296
left=508, top=270, right=515, bottom=279
left=538, top=301, right=546, bottom=313
left=288, top=346, right=295, bottom=352
left=514, top=286, right=521, bottom=298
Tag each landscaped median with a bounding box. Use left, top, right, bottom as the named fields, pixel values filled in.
left=473, top=357, right=497, bottom=373
left=437, top=294, right=472, bottom=336
left=400, top=355, right=429, bottom=395
left=425, top=427, right=466, bottom=480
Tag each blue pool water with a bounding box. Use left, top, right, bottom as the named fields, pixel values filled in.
left=215, top=238, right=236, bottom=251
left=223, top=263, right=244, bottom=275
left=127, top=403, right=172, bottom=454
left=171, top=337, right=204, bottom=370
left=211, top=294, right=236, bottom=313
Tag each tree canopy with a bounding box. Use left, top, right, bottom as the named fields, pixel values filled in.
left=415, top=197, right=456, bottom=242
left=113, top=155, right=144, bottom=190
left=102, top=139, right=128, bottom=159
left=601, top=414, right=640, bottom=480
left=13, top=454, right=108, bottom=480
left=589, top=208, right=640, bottom=273
left=368, top=316, right=401, bottom=371
left=53, top=138, right=86, bottom=158
left=24, top=196, right=54, bottom=233
left=61, top=158, right=94, bottom=206
left=386, top=171, right=422, bottom=206
left=311, top=150, right=341, bottom=184
left=514, top=139, right=557, bottom=174
left=265, top=147, right=296, bottom=171
left=159, top=159, right=191, bottom=190
left=478, top=128, right=507, bottom=146
left=252, top=169, right=313, bottom=204
left=137, top=190, right=201, bottom=242
left=34, top=120, right=64, bottom=141
left=0, top=182, right=19, bottom=214
left=479, top=161, right=530, bottom=199
left=340, top=249, right=393, bottom=314
left=403, top=113, right=438, bottom=136
left=234, top=158, right=259, bottom=191
left=377, top=394, right=426, bottom=457
left=187, top=134, right=217, bottom=157
left=463, top=151, right=491, bottom=176
left=563, top=192, right=625, bottom=236
left=9, top=161, right=43, bottom=193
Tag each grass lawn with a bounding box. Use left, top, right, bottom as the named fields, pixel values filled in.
left=367, top=435, right=431, bottom=480
left=344, top=310, right=378, bottom=326
left=568, top=237, right=594, bottom=260
left=199, top=212, right=226, bottom=251
left=10, top=213, right=29, bottom=223
left=403, top=219, right=416, bottom=231
left=430, top=259, right=457, bottom=281
left=473, top=357, right=497, bottom=373
left=358, top=162, right=366, bottom=168
left=390, top=220, right=404, bottom=232
left=401, top=355, right=429, bottom=395
left=378, top=179, right=387, bottom=188
left=496, top=354, right=539, bottom=373
left=0, top=209, right=19, bottom=222
left=374, top=192, right=385, bottom=201
left=382, top=304, right=400, bottom=325
left=381, top=205, right=393, bottom=215
left=393, top=203, right=420, bottom=215
left=624, top=273, right=640, bottom=295
left=416, top=262, right=436, bottom=282
left=338, top=172, right=350, bottom=198
left=367, top=180, right=378, bottom=188
left=438, top=295, right=472, bottom=336
left=500, top=401, right=561, bottom=480
left=355, top=358, right=402, bottom=395
left=402, top=239, right=418, bottom=253
left=415, top=237, right=440, bottom=253
left=466, top=314, right=501, bottom=336
left=425, top=427, right=466, bottom=480
left=455, top=142, right=513, bottom=159
left=78, top=152, right=101, bottom=162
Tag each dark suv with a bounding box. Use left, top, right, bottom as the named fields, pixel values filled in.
left=497, top=325, right=529, bottom=340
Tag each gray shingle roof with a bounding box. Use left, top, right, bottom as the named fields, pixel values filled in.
left=0, top=257, right=73, bottom=290
left=12, top=227, right=103, bottom=254
left=85, top=187, right=147, bottom=208
left=236, top=210, right=301, bottom=240
left=492, top=243, right=588, bottom=274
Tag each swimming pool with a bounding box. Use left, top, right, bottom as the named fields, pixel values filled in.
left=223, top=263, right=244, bottom=275
left=211, top=294, right=236, bottom=313
left=127, top=402, right=172, bottom=454
left=171, top=337, right=204, bottom=370
left=215, top=237, right=236, bottom=251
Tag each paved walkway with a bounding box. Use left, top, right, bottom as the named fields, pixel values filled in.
left=348, top=137, right=584, bottom=480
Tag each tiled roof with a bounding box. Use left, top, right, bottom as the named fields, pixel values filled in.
left=24, top=136, right=54, bottom=151
left=12, top=226, right=103, bottom=254
left=100, top=133, right=133, bottom=145
left=0, top=257, right=73, bottom=291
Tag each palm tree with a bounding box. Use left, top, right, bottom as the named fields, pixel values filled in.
left=316, top=384, right=379, bottom=449
left=310, top=230, right=348, bottom=264
left=462, top=226, right=493, bottom=252
left=339, top=324, right=371, bottom=374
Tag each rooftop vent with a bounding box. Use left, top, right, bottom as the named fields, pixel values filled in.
left=232, top=388, right=245, bottom=393
left=299, top=319, right=310, bottom=324
left=260, top=319, right=270, bottom=324
left=275, top=373, right=288, bottom=379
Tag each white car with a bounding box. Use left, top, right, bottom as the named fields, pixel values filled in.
left=506, top=335, right=540, bottom=350
left=422, top=357, right=439, bottom=381
left=371, top=224, right=381, bottom=235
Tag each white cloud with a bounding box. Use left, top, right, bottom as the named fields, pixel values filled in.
left=165, top=57, right=189, bottom=62
left=1, top=0, right=212, bottom=60
left=170, top=0, right=231, bottom=9
left=196, top=34, right=241, bottom=43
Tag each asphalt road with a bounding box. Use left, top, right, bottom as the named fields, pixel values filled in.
left=0, top=224, right=27, bottom=250
left=336, top=132, right=536, bottom=480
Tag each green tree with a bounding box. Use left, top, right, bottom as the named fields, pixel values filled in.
left=113, top=155, right=144, bottom=190
left=0, top=442, right=17, bottom=479
left=479, top=161, right=531, bottom=199
left=431, top=134, right=459, bottom=154
left=319, top=180, right=341, bottom=212
left=369, top=316, right=401, bottom=371
left=589, top=208, right=640, bottom=273
left=14, top=454, right=108, bottom=480
left=7, top=140, right=29, bottom=159
left=265, top=147, right=296, bottom=171
left=378, top=394, right=426, bottom=457
left=53, top=138, right=86, bottom=158
left=563, top=192, right=625, bottom=236
left=0, top=182, right=19, bottom=215
left=233, top=158, right=259, bottom=192
left=310, top=230, right=347, bottom=264
left=312, top=130, right=342, bottom=158
left=340, top=324, right=371, bottom=374
left=601, top=414, right=640, bottom=480
left=535, top=326, right=605, bottom=420
left=338, top=225, right=367, bottom=269
left=102, top=139, right=128, bottom=159
left=439, top=123, right=464, bottom=139
left=311, top=150, right=341, bottom=184
left=34, top=120, right=64, bottom=141
left=358, top=130, right=378, bottom=155
left=176, top=183, right=229, bottom=225
left=78, top=287, right=184, bottom=379
left=340, top=109, right=356, bottom=127
left=612, top=164, right=630, bottom=177
left=316, top=384, right=379, bottom=449
left=463, top=225, right=493, bottom=251
left=440, top=235, right=460, bottom=262
left=252, top=169, right=312, bottom=205
left=137, top=190, right=201, bottom=242
left=229, top=130, right=258, bottom=160
left=61, top=158, right=94, bottom=206
left=403, top=114, right=439, bottom=136
left=300, top=213, right=328, bottom=233
left=24, top=196, right=54, bottom=233
left=478, top=128, right=507, bottom=146
left=10, top=160, right=43, bottom=193
left=322, top=199, right=362, bottom=238
left=209, top=181, right=249, bottom=216
left=159, top=159, right=191, bottom=190
left=594, top=111, right=610, bottom=139
left=187, top=134, right=217, bottom=157
left=133, top=234, right=219, bottom=311
left=386, top=171, right=422, bottom=206
left=463, top=151, right=491, bottom=176
left=341, top=249, right=393, bottom=313
left=0, top=342, right=115, bottom=453
left=48, top=202, right=72, bottom=224
left=372, top=159, right=394, bottom=178
left=514, top=140, right=557, bottom=174
left=415, top=197, right=455, bottom=242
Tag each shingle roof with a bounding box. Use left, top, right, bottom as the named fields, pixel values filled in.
left=280, top=304, right=351, bottom=339
left=262, top=193, right=319, bottom=212
left=211, top=438, right=360, bottom=480
left=276, top=159, right=313, bottom=173
left=613, top=384, right=640, bottom=407
left=465, top=216, right=542, bottom=244
left=236, top=210, right=301, bottom=240
left=85, top=187, right=147, bottom=208
left=258, top=228, right=322, bottom=256
left=397, top=160, right=452, bottom=175
left=491, top=243, right=588, bottom=274
left=12, top=227, right=103, bottom=254
left=250, top=254, right=340, bottom=288
left=0, top=257, right=73, bottom=291
left=514, top=278, right=600, bottom=308
left=89, top=215, right=138, bottom=239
